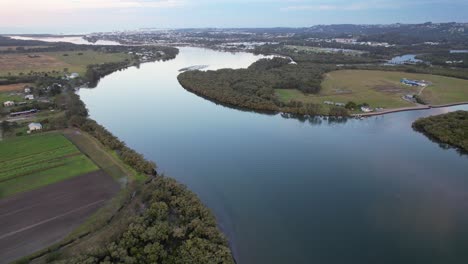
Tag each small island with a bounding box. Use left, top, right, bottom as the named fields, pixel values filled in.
left=413, top=111, right=468, bottom=153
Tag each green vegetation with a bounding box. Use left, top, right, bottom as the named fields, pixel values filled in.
left=413, top=111, right=468, bottom=153
left=48, top=51, right=132, bottom=75
left=277, top=70, right=468, bottom=110
left=417, top=52, right=468, bottom=68
left=178, top=57, right=339, bottom=116
left=57, top=176, right=235, bottom=264
left=0, top=133, right=98, bottom=197
left=0, top=36, right=231, bottom=263
left=0, top=50, right=131, bottom=77
left=285, top=45, right=366, bottom=56
left=179, top=61, right=468, bottom=116
left=0, top=92, right=22, bottom=103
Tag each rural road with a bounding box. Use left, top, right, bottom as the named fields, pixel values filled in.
left=0, top=171, right=119, bottom=263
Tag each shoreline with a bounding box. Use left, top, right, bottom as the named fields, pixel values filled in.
left=354, top=102, right=468, bottom=117
left=179, top=78, right=468, bottom=119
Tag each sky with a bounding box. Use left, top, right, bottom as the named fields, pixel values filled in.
left=0, top=0, right=467, bottom=34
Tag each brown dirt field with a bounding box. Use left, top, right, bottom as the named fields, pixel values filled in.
left=0, top=54, right=69, bottom=72
left=0, top=170, right=119, bottom=263
left=0, top=83, right=32, bottom=92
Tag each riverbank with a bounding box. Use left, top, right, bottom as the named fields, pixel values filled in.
left=0, top=40, right=235, bottom=262
left=412, top=110, right=468, bottom=153
left=355, top=102, right=468, bottom=117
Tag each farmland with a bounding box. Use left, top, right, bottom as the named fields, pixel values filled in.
left=275, top=70, right=468, bottom=111
left=0, top=132, right=99, bottom=198
left=0, top=83, right=32, bottom=92
left=0, top=50, right=131, bottom=76
left=0, top=91, right=23, bottom=104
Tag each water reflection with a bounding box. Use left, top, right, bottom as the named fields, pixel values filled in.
left=79, top=47, right=468, bottom=264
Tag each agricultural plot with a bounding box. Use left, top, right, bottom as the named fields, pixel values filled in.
left=0, top=83, right=32, bottom=92
left=0, top=133, right=98, bottom=198
left=0, top=50, right=131, bottom=76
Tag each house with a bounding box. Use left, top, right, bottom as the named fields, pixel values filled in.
left=24, top=94, right=34, bottom=100
left=24, top=87, right=31, bottom=93
left=3, top=101, right=14, bottom=107
left=361, top=106, right=373, bottom=113
left=68, top=73, right=80, bottom=79
left=324, top=101, right=334, bottom=105
left=335, top=102, right=346, bottom=107
left=28, top=122, right=42, bottom=132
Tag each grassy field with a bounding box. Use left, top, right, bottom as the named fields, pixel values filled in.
left=63, top=129, right=146, bottom=184
left=0, top=133, right=98, bottom=198
left=276, top=70, right=468, bottom=111
left=285, top=45, right=366, bottom=55
left=0, top=50, right=131, bottom=76
left=0, top=91, right=23, bottom=103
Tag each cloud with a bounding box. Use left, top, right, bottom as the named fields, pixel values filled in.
left=281, top=0, right=406, bottom=11
left=281, top=0, right=468, bottom=12
left=2, top=0, right=185, bottom=11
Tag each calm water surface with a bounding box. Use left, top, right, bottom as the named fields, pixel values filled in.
left=79, top=47, right=468, bottom=264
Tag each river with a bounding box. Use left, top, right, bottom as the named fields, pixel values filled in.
left=77, top=47, right=468, bottom=264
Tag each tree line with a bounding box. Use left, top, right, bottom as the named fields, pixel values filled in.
left=178, top=56, right=350, bottom=116
left=412, top=111, right=468, bottom=153
left=56, top=176, right=235, bottom=264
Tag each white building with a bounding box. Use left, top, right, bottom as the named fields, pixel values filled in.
left=24, top=87, right=31, bottom=93
left=28, top=123, right=42, bottom=131
left=361, top=106, right=373, bottom=113
left=25, top=95, right=34, bottom=100
left=68, top=73, right=80, bottom=79
left=3, top=101, right=14, bottom=107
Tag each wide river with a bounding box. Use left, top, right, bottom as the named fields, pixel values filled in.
left=79, top=47, right=468, bottom=264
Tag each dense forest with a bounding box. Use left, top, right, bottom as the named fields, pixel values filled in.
left=413, top=111, right=468, bottom=153
left=59, top=176, right=235, bottom=264
left=178, top=57, right=341, bottom=116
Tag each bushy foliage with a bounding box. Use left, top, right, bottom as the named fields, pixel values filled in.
left=413, top=111, right=468, bottom=152
left=60, top=177, right=235, bottom=264
left=178, top=58, right=332, bottom=115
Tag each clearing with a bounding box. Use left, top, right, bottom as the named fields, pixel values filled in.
left=0, top=132, right=99, bottom=198
left=0, top=50, right=131, bottom=76
left=276, top=70, right=468, bottom=111
left=0, top=83, right=32, bottom=92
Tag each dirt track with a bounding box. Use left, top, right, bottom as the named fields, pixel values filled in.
left=0, top=170, right=119, bottom=263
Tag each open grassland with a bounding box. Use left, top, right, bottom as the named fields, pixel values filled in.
left=0, top=91, right=23, bottom=103
left=418, top=75, right=468, bottom=105
left=63, top=129, right=146, bottom=184
left=0, top=133, right=98, bottom=198
left=285, top=45, right=366, bottom=55
left=0, top=50, right=131, bottom=76
left=276, top=70, right=468, bottom=111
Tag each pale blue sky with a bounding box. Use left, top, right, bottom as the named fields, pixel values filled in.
left=0, top=0, right=467, bottom=34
